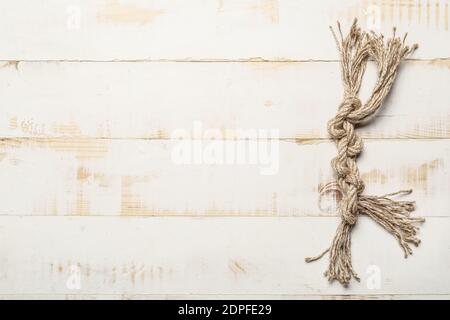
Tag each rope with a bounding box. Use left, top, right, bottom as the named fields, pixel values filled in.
left=305, top=19, right=425, bottom=287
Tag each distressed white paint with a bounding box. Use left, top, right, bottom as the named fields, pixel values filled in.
left=0, top=0, right=449, bottom=299
left=0, top=61, right=449, bottom=139
left=0, top=216, right=448, bottom=296
left=0, top=139, right=448, bottom=217
left=0, top=0, right=449, bottom=61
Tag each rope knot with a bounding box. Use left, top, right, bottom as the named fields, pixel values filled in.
left=341, top=95, right=362, bottom=113
left=340, top=198, right=358, bottom=225
left=327, top=95, right=362, bottom=139
left=342, top=211, right=358, bottom=225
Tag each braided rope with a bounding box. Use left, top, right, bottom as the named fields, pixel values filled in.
left=305, top=20, right=425, bottom=286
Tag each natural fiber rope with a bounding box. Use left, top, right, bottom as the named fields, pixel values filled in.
left=305, top=19, right=425, bottom=286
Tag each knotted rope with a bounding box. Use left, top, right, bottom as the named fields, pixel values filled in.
left=305, top=19, right=425, bottom=286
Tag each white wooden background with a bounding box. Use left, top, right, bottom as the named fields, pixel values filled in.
left=0, top=0, right=449, bottom=299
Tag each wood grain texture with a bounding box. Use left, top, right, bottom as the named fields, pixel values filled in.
left=1, top=0, right=449, bottom=300
left=0, top=216, right=448, bottom=296
left=0, top=0, right=449, bottom=61
left=0, top=139, right=448, bottom=217
left=1, top=60, right=449, bottom=140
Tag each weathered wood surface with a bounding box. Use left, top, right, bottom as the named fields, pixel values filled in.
left=0, top=216, right=448, bottom=297
left=0, top=0, right=449, bottom=299
left=0, top=60, right=450, bottom=140
left=0, top=139, right=448, bottom=217
left=0, top=0, right=449, bottom=61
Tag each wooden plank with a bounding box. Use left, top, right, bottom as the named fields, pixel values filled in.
left=0, top=0, right=449, bottom=61
left=1, top=60, right=449, bottom=140
left=0, top=216, right=448, bottom=295
left=0, top=138, right=448, bottom=216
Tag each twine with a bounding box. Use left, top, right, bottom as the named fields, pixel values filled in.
left=305, top=19, right=425, bottom=286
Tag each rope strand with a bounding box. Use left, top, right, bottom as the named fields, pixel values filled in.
left=305, top=19, right=425, bottom=286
